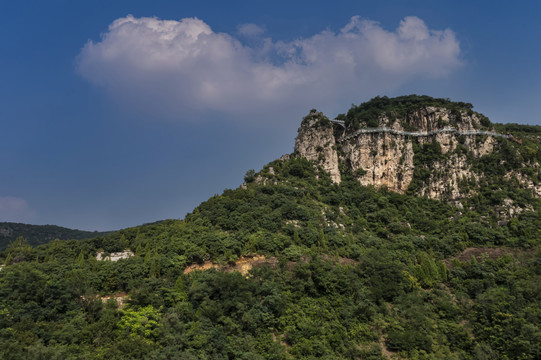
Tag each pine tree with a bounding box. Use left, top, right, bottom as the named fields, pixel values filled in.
left=76, top=251, right=85, bottom=267
left=173, top=276, right=188, bottom=302
left=135, top=243, right=143, bottom=257
left=4, top=252, right=12, bottom=266
left=119, top=234, right=129, bottom=249
left=293, top=229, right=301, bottom=245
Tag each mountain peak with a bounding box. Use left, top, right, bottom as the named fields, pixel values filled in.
left=295, top=95, right=541, bottom=207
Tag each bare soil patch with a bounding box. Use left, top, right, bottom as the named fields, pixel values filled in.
left=183, top=255, right=278, bottom=275
left=184, top=254, right=358, bottom=275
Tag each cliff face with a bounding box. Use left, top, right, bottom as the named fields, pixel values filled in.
left=295, top=106, right=540, bottom=203
left=340, top=131, right=414, bottom=193
left=294, top=111, right=341, bottom=183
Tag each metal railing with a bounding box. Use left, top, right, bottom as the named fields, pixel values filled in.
left=328, top=120, right=510, bottom=142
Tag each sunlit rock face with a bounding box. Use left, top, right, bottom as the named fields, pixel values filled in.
left=295, top=107, right=539, bottom=204
left=96, top=250, right=134, bottom=261
left=294, top=111, right=341, bottom=184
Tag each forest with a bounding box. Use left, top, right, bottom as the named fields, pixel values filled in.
left=1, top=98, right=540, bottom=359
left=0, top=222, right=110, bottom=250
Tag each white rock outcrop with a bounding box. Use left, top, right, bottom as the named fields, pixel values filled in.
left=294, top=113, right=341, bottom=183
left=96, top=250, right=134, bottom=261
left=294, top=107, right=538, bottom=204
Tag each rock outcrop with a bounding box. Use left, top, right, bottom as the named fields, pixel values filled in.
left=294, top=105, right=540, bottom=204
left=294, top=111, right=341, bottom=183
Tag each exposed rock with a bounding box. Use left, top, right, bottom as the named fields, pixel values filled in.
left=417, top=154, right=478, bottom=201
left=294, top=106, right=539, bottom=207
left=279, top=154, right=291, bottom=162
left=101, top=293, right=129, bottom=309
left=494, top=198, right=532, bottom=223
left=285, top=220, right=301, bottom=228
left=96, top=250, right=134, bottom=261
left=341, top=132, right=414, bottom=193
left=505, top=171, right=541, bottom=196
left=183, top=255, right=275, bottom=276
left=294, top=111, right=341, bottom=183
left=82, top=293, right=130, bottom=309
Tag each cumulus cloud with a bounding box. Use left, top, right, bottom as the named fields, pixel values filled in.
left=237, top=23, right=265, bottom=37
left=78, top=15, right=461, bottom=120
left=0, top=196, right=36, bottom=223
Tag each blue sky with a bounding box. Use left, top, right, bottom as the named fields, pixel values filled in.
left=1, top=0, right=540, bottom=231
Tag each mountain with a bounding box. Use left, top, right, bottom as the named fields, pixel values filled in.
left=296, top=95, right=540, bottom=202
left=0, top=95, right=539, bottom=359
left=0, top=222, right=110, bottom=250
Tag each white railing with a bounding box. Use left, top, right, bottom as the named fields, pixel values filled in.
left=329, top=121, right=510, bottom=142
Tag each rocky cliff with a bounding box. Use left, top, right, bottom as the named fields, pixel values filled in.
left=294, top=111, right=341, bottom=183
left=294, top=96, right=541, bottom=207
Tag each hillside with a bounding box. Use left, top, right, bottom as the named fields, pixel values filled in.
left=0, top=222, right=110, bottom=250
left=0, top=96, right=539, bottom=359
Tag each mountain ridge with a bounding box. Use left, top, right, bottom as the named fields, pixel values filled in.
left=0, top=222, right=111, bottom=250
left=0, top=95, right=539, bottom=359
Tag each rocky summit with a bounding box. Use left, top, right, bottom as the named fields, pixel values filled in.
left=295, top=95, right=541, bottom=211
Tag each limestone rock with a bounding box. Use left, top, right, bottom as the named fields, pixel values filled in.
left=294, top=111, right=341, bottom=183
left=294, top=106, right=539, bottom=206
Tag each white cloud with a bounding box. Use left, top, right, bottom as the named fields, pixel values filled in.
left=0, top=196, right=36, bottom=223
left=237, top=23, right=265, bottom=37
left=78, top=15, right=461, bottom=120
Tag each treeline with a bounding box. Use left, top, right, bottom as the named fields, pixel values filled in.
left=0, top=222, right=110, bottom=250
left=339, top=95, right=478, bottom=129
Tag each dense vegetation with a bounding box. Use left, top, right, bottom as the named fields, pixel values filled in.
left=338, top=95, right=484, bottom=129
left=1, top=96, right=540, bottom=359
left=0, top=154, right=539, bottom=359
left=0, top=222, right=110, bottom=250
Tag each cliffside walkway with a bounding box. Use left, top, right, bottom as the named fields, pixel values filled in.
left=329, top=119, right=510, bottom=142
